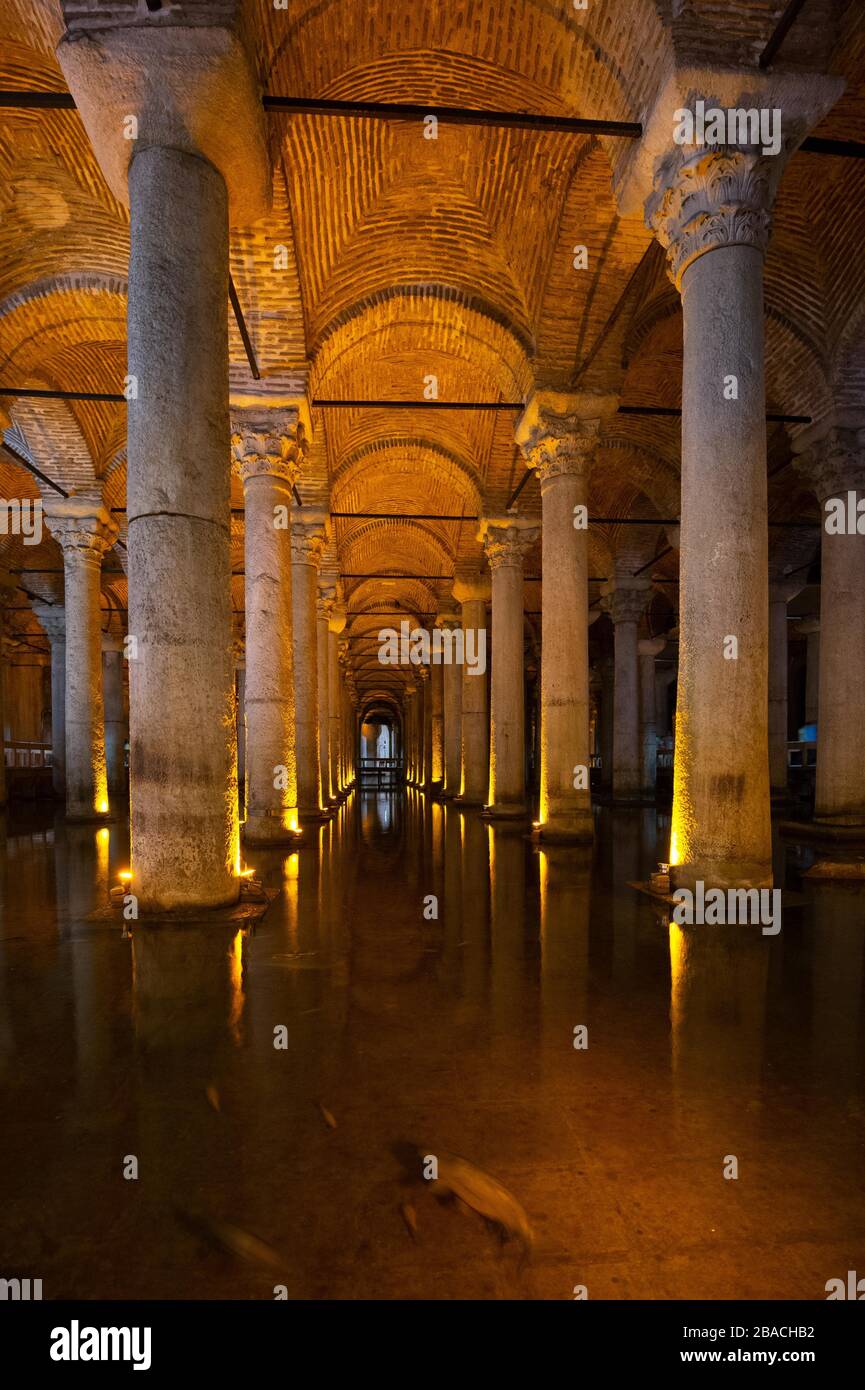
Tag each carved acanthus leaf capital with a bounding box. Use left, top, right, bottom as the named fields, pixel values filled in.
left=33, top=603, right=66, bottom=645
left=600, top=580, right=652, bottom=625
left=793, top=425, right=865, bottom=503
left=646, top=147, right=776, bottom=290
left=515, top=389, right=617, bottom=486
left=478, top=516, right=540, bottom=571
left=44, top=498, right=118, bottom=562
left=231, top=407, right=307, bottom=487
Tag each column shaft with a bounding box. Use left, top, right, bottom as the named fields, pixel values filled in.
left=456, top=597, right=488, bottom=804
left=127, top=147, right=238, bottom=907
left=102, top=636, right=127, bottom=797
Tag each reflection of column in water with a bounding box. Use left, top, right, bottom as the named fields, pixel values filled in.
left=489, top=824, right=534, bottom=1042
left=430, top=800, right=445, bottom=919
left=669, top=921, right=769, bottom=1134
left=539, top=845, right=592, bottom=1055
left=460, top=811, right=490, bottom=1003
left=439, top=804, right=464, bottom=989
left=807, top=883, right=865, bottom=1094
left=130, top=926, right=245, bottom=1216
left=611, top=810, right=643, bottom=985
left=0, top=815, right=14, bottom=1078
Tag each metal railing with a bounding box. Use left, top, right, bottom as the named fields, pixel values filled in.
left=4, top=740, right=52, bottom=768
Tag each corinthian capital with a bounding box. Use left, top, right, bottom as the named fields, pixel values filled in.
left=647, top=147, right=775, bottom=289
left=478, top=516, right=540, bottom=571
left=515, top=389, right=618, bottom=485
left=44, top=496, right=118, bottom=562
left=600, top=579, right=652, bottom=626
left=793, top=421, right=865, bottom=503
left=290, top=508, right=330, bottom=567
left=231, top=406, right=307, bottom=487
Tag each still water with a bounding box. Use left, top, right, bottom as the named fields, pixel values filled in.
left=1, top=791, right=863, bottom=1299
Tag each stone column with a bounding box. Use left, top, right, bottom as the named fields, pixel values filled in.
left=437, top=610, right=462, bottom=797
left=768, top=579, right=803, bottom=798
left=639, top=636, right=666, bottom=797
left=404, top=686, right=417, bottom=783
left=601, top=580, right=651, bottom=802
left=795, top=618, right=820, bottom=725
left=231, top=617, right=245, bottom=808
left=233, top=412, right=305, bottom=845
left=291, top=510, right=329, bottom=820
left=479, top=518, right=539, bottom=817
left=102, top=631, right=127, bottom=798
left=795, top=423, right=865, bottom=824
left=420, top=666, right=432, bottom=788
left=516, top=390, right=615, bottom=840
left=328, top=607, right=347, bottom=797
left=429, top=652, right=444, bottom=793
left=58, top=7, right=270, bottom=904
left=452, top=577, right=491, bottom=805
left=646, top=153, right=775, bottom=883
left=317, top=585, right=334, bottom=803
left=43, top=499, right=118, bottom=820
left=33, top=603, right=66, bottom=798
left=614, top=71, right=842, bottom=888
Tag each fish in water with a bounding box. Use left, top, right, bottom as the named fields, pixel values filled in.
left=318, top=1101, right=337, bottom=1130
left=175, top=1208, right=284, bottom=1271
left=391, top=1141, right=533, bottom=1263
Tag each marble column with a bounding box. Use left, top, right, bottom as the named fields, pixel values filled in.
left=795, top=423, right=865, bottom=825
left=768, top=579, right=803, bottom=798
left=102, top=632, right=127, bottom=798
left=43, top=499, right=118, bottom=821
left=291, top=510, right=329, bottom=820
left=795, top=618, right=820, bottom=726
left=233, top=412, right=305, bottom=845
left=317, top=585, right=334, bottom=803
left=452, top=577, right=491, bottom=805
left=420, top=666, right=432, bottom=788
left=429, top=654, right=444, bottom=793
left=647, top=153, right=776, bottom=884
left=479, top=518, right=539, bottom=818
left=516, top=390, right=615, bottom=841
left=601, top=580, right=651, bottom=802
left=639, top=636, right=666, bottom=797
left=437, top=611, right=462, bottom=797
left=404, top=686, right=417, bottom=783
left=616, top=69, right=840, bottom=890
left=58, top=6, right=270, bottom=905
left=328, top=607, right=346, bottom=797
left=231, top=617, right=245, bottom=809
left=33, top=603, right=66, bottom=798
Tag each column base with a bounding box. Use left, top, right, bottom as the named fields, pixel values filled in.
left=671, top=859, right=773, bottom=893
left=482, top=801, right=530, bottom=821
left=243, top=814, right=304, bottom=847
left=533, top=814, right=594, bottom=845
left=66, top=807, right=112, bottom=824
left=298, top=805, right=332, bottom=823
left=779, top=817, right=865, bottom=879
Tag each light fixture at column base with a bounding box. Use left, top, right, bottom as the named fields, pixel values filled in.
left=242, top=815, right=304, bottom=847
left=533, top=818, right=594, bottom=845
left=482, top=802, right=530, bottom=821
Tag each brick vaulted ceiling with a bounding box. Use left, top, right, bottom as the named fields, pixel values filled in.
left=0, top=0, right=863, bottom=703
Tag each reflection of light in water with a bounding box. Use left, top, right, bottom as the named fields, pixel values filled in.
left=228, top=929, right=245, bottom=1045
left=377, top=795, right=391, bottom=830
left=95, top=826, right=110, bottom=890
left=284, top=852, right=299, bottom=881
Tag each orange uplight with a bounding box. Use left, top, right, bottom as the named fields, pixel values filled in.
left=118, top=870, right=132, bottom=882
left=97, top=799, right=109, bottom=815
